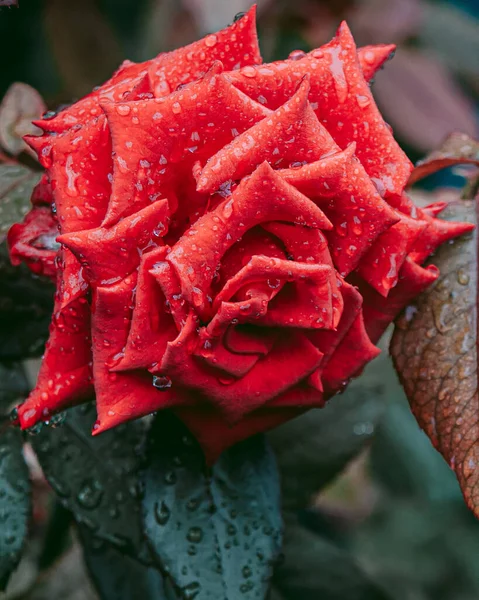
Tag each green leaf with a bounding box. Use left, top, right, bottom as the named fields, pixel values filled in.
left=268, top=354, right=390, bottom=510
left=30, top=402, right=151, bottom=562
left=0, top=428, right=31, bottom=590
left=80, top=528, right=171, bottom=600
left=0, top=162, right=40, bottom=244
left=272, top=515, right=388, bottom=600
left=0, top=245, right=53, bottom=360
left=0, top=361, right=28, bottom=411
left=142, top=412, right=282, bottom=600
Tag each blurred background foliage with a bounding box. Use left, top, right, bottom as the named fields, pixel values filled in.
left=0, top=0, right=478, bottom=599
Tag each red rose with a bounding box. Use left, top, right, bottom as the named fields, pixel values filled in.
left=8, top=8, right=472, bottom=462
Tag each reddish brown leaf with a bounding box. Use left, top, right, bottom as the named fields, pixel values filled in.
left=391, top=197, right=479, bottom=516
left=0, top=83, right=46, bottom=157
left=408, top=133, right=479, bottom=185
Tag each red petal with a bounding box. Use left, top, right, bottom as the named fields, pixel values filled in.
left=91, top=275, right=188, bottom=433
left=357, top=44, right=396, bottom=82
left=148, top=6, right=261, bottom=96
left=356, top=257, right=440, bottom=343
left=279, top=144, right=399, bottom=275
left=167, top=162, right=330, bottom=319
left=160, top=313, right=323, bottom=422
left=115, top=246, right=179, bottom=372
left=58, top=199, right=169, bottom=286
left=321, top=312, right=380, bottom=392
left=357, top=212, right=427, bottom=296
left=48, top=116, right=112, bottom=233
left=196, top=78, right=338, bottom=194
left=18, top=294, right=93, bottom=428
left=101, top=67, right=269, bottom=225
left=7, top=206, right=58, bottom=279
left=176, top=405, right=301, bottom=464
left=228, top=23, right=412, bottom=197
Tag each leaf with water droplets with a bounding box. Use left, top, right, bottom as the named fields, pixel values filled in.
left=390, top=197, right=479, bottom=517
left=0, top=428, right=31, bottom=590
left=80, top=528, right=174, bottom=600
left=268, top=356, right=387, bottom=510
left=31, top=402, right=152, bottom=561
left=142, top=412, right=282, bottom=600
left=0, top=162, right=41, bottom=244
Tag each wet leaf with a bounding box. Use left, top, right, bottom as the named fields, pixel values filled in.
left=372, top=49, right=479, bottom=153
left=0, top=244, right=53, bottom=360
left=80, top=528, right=171, bottom=600
left=0, top=428, right=31, bottom=590
left=268, top=355, right=388, bottom=510
left=272, top=514, right=388, bottom=600
left=142, top=412, right=282, bottom=600
left=31, top=402, right=151, bottom=562
left=0, top=361, right=28, bottom=411
left=0, top=83, right=45, bottom=156
left=390, top=197, right=479, bottom=516
left=0, top=162, right=41, bottom=244
left=408, top=132, right=479, bottom=185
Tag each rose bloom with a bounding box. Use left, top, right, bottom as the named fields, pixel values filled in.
left=8, top=8, right=472, bottom=461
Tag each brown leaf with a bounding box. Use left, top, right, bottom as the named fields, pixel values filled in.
left=0, top=83, right=46, bottom=157
left=372, top=49, right=479, bottom=153
left=390, top=197, right=479, bottom=516
left=408, top=132, right=479, bottom=185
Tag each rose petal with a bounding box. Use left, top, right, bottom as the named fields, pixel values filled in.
left=18, top=294, right=93, bottom=429
left=196, top=77, right=338, bottom=194
left=279, top=143, right=399, bottom=275
left=58, top=198, right=169, bottom=286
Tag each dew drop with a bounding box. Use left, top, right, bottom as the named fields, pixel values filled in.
left=154, top=501, right=170, bottom=525
left=152, top=375, right=172, bottom=391
left=204, top=34, right=217, bottom=47
left=288, top=49, right=306, bottom=61
left=187, top=526, right=203, bottom=543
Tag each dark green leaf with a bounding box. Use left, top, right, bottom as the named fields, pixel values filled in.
left=80, top=528, right=171, bottom=600
left=31, top=402, right=151, bottom=562
left=0, top=244, right=53, bottom=360
left=0, top=428, right=31, bottom=590
left=268, top=355, right=389, bottom=510
left=0, top=163, right=40, bottom=243
left=142, top=413, right=282, bottom=600
left=0, top=361, right=28, bottom=411
left=272, top=515, right=388, bottom=600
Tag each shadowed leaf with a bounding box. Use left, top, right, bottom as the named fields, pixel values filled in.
left=80, top=528, right=170, bottom=600
left=0, top=428, right=31, bottom=590
left=31, top=403, right=151, bottom=562
left=0, top=244, right=53, bottom=360
left=142, top=412, right=282, bottom=600
left=272, top=514, right=388, bottom=600
left=268, top=356, right=388, bottom=510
